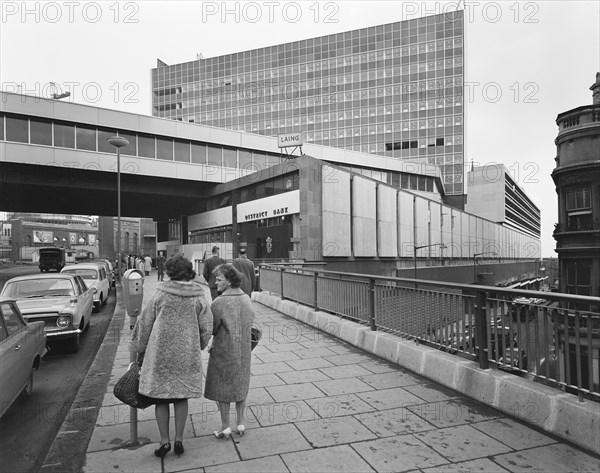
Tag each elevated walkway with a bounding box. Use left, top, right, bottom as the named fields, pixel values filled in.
left=44, top=275, right=600, bottom=472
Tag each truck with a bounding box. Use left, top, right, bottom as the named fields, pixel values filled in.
left=38, top=247, right=66, bottom=272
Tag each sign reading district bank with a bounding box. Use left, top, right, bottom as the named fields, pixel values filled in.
left=237, top=190, right=300, bottom=223
left=277, top=133, right=303, bottom=148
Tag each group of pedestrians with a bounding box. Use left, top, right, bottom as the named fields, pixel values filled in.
left=129, top=247, right=257, bottom=459
left=125, top=254, right=155, bottom=276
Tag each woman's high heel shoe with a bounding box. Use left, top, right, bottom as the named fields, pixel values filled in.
left=154, top=443, right=171, bottom=458
left=214, top=427, right=231, bottom=439
left=236, top=425, right=246, bottom=436
left=174, top=441, right=184, bottom=455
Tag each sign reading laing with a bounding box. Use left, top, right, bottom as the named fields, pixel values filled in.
left=237, top=190, right=300, bottom=223
left=277, top=133, right=303, bottom=148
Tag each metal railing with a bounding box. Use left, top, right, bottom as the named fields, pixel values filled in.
left=259, top=264, right=600, bottom=401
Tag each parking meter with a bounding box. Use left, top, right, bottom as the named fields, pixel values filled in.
left=123, top=269, right=144, bottom=329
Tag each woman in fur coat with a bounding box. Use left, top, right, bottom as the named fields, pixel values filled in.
left=130, top=255, right=212, bottom=458
left=204, top=264, right=255, bottom=439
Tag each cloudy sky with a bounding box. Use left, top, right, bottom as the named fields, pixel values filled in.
left=1, top=0, right=599, bottom=257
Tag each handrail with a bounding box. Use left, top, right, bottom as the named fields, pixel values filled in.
left=258, top=263, right=600, bottom=305
left=258, top=264, right=600, bottom=401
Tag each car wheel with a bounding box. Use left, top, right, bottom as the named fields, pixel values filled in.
left=93, top=301, right=100, bottom=313
left=22, top=367, right=34, bottom=399
left=70, top=333, right=80, bottom=353
left=102, top=292, right=107, bottom=305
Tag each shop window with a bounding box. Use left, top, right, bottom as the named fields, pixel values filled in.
left=0, top=115, right=4, bottom=140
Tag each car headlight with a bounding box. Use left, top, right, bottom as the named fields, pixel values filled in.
left=56, top=316, right=72, bottom=328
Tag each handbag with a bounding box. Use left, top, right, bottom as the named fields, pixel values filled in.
left=113, top=362, right=153, bottom=409
left=251, top=327, right=262, bottom=351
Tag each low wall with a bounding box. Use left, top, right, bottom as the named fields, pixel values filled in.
left=253, top=291, right=600, bottom=456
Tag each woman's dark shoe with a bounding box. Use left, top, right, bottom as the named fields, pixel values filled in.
left=154, top=443, right=171, bottom=458
left=174, top=441, right=184, bottom=455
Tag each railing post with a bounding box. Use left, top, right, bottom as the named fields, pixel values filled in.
left=369, top=278, right=376, bottom=331
left=313, top=271, right=318, bottom=311
left=280, top=267, right=285, bottom=300
left=475, top=290, right=489, bottom=369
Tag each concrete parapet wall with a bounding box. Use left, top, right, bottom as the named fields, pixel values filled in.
left=253, top=292, right=600, bottom=455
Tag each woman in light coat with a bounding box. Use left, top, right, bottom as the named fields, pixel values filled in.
left=204, top=264, right=255, bottom=439
left=130, top=255, right=212, bottom=457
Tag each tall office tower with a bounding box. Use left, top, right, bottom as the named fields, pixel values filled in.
left=152, top=11, right=464, bottom=195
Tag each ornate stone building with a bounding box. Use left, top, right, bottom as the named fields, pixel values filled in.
left=552, top=73, right=600, bottom=300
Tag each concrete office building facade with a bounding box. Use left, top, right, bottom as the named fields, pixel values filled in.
left=151, top=11, right=465, bottom=198
left=466, top=164, right=541, bottom=240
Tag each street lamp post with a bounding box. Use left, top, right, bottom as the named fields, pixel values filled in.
left=107, top=136, right=129, bottom=284
left=108, top=135, right=136, bottom=444
left=414, top=243, right=447, bottom=280
left=473, top=251, right=497, bottom=283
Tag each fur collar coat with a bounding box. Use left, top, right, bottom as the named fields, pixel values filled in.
left=130, top=280, right=212, bottom=399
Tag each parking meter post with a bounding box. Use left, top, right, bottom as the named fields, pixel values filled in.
left=122, top=269, right=145, bottom=445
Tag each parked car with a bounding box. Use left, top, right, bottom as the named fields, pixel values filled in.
left=61, top=263, right=110, bottom=312
left=0, top=274, right=95, bottom=353
left=91, top=259, right=114, bottom=290
left=0, top=297, right=48, bottom=418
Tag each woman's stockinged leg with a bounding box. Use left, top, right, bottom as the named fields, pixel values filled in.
left=235, top=400, right=246, bottom=427
left=155, top=403, right=171, bottom=445
left=218, top=401, right=230, bottom=431
left=173, top=400, right=188, bottom=442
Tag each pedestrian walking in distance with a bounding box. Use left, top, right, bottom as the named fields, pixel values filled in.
left=203, top=246, right=226, bottom=300
left=156, top=252, right=166, bottom=281
left=130, top=255, right=212, bottom=458
left=144, top=254, right=152, bottom=276
left=204, top=264, right=255, bottom=439
left=232, top=248, right=256, bottom=297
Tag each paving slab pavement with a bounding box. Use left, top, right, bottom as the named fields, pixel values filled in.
left=50, top=271, right=600, bottom=472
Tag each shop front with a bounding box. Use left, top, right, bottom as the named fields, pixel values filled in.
left=236, top=190, right=299, bottom=261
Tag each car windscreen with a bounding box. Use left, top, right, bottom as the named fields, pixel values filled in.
left=2, top=278, right=76, bottom=298
left=62, top=269, right=98, bottom=280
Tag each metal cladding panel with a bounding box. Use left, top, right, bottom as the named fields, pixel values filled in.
left=414, top=196, right=429, bottom=249
left=352, top=176, right=377, bottom=257
left=461, top=213, right=472, bottom=257
left=377, top=184, right=398, bottom=257
left=441, top=204, right=452, bottom=254
left=469, top=214, right=479, bottom=256
left=322, top=165, right=351, bottom=256
left=398, top=191, right=414, bottom=257
left=429, top=201, right=442, bottom=257
left=451, top=208, right=462, bottom=258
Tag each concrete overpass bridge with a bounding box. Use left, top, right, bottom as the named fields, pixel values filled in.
left=0, top=91, right=441, bottom=220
